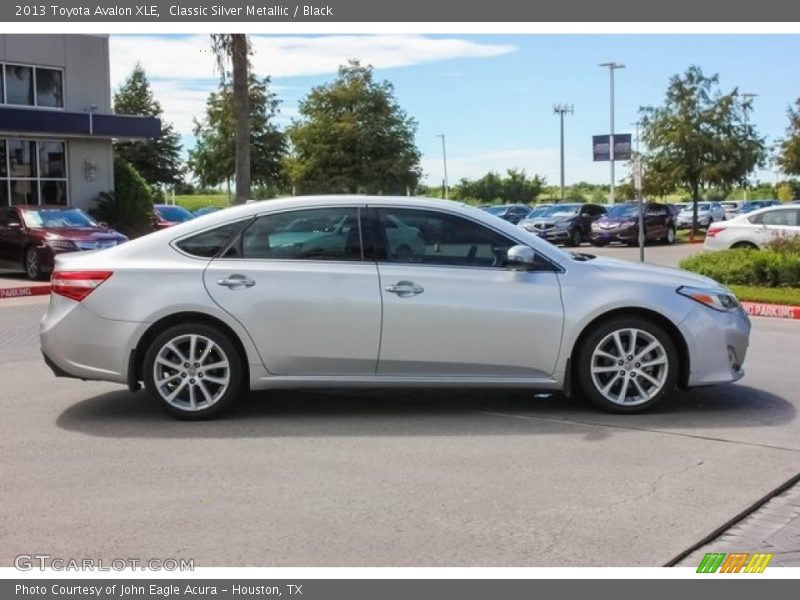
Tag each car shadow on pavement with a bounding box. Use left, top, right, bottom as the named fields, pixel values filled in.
left=56, top=383, right=795, bottom=439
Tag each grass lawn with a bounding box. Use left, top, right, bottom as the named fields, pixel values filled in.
left=730, top=285, right=800, bottom=306
left=676, top=229, right=705, bottom=244
left=174, top=194, right=230, bottom=211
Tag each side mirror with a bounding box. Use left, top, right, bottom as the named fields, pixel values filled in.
left=506, top=244, right=538, bottom=271
left=98, top=221, right=109, bottom=228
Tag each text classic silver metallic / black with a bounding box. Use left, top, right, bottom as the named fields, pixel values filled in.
left=40, top=196, right=750, bottom=419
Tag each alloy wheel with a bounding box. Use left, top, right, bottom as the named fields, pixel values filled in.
left=25, top=248, right=40, bottom=280
left=589, top=328, right=669, bottom=407
left=152, top=334, right=231, bottom=412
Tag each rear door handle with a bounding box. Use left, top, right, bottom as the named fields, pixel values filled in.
left=385, top=281, right=424, bottom=297
left=217, top=274, right=256, bottom=289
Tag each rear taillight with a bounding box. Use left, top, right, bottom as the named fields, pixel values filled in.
left=51, top=271, right=113, bottom=302
left=706, top=226, right=726, bottom=237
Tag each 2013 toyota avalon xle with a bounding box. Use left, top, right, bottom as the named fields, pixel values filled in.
left=40, top=196, right=750, bottom=419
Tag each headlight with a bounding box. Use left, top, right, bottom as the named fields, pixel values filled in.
left=45, top=239, right=78, bottom=251
left=677, top=285, right=740, bottom=312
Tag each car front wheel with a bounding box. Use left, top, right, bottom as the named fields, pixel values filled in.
left=24, top=246, right=46, bottom=281
left=576, top=316, right=678, bottom=413
left=143, top=323, right=243, bottom=420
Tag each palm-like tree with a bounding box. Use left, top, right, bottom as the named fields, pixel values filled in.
left=211, top=34, right=251, bottom=204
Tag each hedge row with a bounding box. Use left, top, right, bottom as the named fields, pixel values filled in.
left=680, top=237, right=800, bottom=287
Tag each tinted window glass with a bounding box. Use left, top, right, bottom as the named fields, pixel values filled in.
left=377, top=208, right=514, bottom=268
left=39, top=141, right=66, bottom=177
left=35, top=68, right=63, bottom=108
left=176, top=222, right=244, bottom=258
left=8, top=140, right=37, bottom=177
left=5, top=65, right=33, bottom=105
left=762, top=210, right=799, bottom=227
left=23, top=208, right=96, bottom=228
left=10, top=180, right=38, bottom=205
left=39, top=180, right=67, bottom=205
left=241, top=207, right=362, bottom=261
left=156, top=205, right=195, bottom=222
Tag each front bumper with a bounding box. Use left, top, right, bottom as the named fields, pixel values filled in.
left=590, top=228, right=637, bottom=243
left=679, top=304, right=751, bottom=387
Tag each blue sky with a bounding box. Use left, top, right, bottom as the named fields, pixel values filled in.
left=110, top=34, right=800, bottom=187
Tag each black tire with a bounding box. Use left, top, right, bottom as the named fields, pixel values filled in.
left=565, top=228, right=582, bottom=247
left=731, top=241, right=758, bottom=250
left=142, top=322, right=244, bottom=420
left=575, top=316, right=679, bottom=413
left=663, top=227, right=676, bottom=245
left=24, top=246, right=47, bottom=281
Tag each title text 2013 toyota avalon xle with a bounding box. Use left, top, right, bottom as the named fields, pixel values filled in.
left=40, top=196, right=750, bottom=419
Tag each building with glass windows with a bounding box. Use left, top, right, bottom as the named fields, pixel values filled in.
left=0, top=34, right=160, bottom=210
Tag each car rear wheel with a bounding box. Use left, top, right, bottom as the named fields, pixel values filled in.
left=731, top=241, right=758, bottom=250
left=664, top=227, right=676, bottom=244
left=143, top=323, right=243, bottom=420
left=576, top=316, right=678, bottom=413
left=24, top=246, right=46, bottom=281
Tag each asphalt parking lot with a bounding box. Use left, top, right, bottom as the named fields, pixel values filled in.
left=1, top=245, right=798, bottom=567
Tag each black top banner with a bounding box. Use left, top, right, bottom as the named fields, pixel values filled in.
left=3, top=0, right=800, bottom=22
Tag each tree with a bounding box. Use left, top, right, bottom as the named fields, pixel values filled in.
left=777, top=99, right=800, bottom=178
left=287, top=60, right=422, bottom=195
left=188, top=75, right=286, bottom=191
left=453, top=170, right=545, bottom=204
left=113, top=64, right=183, bottom=187
left=639, top=66, right=766, bottom=238
left=91, top=160, right=155, bottom=238
left=211, top=34, right=251, bottom=204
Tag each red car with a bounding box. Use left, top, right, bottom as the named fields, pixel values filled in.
left=0, top=205, right=128, bottom=280
left=153, top=204, right=196, bottom=229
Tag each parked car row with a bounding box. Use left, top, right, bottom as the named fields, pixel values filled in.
left=703, top=204, right=800, bottom=250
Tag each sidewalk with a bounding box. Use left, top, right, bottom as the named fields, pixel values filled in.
left=674, top=477, right=800, bottom=567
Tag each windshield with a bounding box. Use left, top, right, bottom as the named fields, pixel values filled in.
left=527, top=206, right=550, bottom=218
left=484, top=206, right=507, bottom=215
left=543, top=204, right=581, bottom=218
left=606, top=204, right=639, bottom=218
left=157, top=205, right=195, bottom=222
left=22, top=208, right=98, bottom=229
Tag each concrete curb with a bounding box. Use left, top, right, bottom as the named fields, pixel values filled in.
left=0, top=285, right=51, bottom=300
left=741, top=301, right=800, bottom=320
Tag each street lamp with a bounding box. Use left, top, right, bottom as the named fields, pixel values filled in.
left=553, top=104, right=573, bottom=202
left=436, top=134, right=449, bottom=200
left=599, top=62, right=625, bottom=203
left=741, top=92, right=758, bottom=201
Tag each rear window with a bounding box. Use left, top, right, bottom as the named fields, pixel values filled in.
left=175, top=222, right=245, bottom=258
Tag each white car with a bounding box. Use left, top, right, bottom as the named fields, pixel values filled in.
left=676, top=202, right=727, bottom=229
left=720, top=200, right=745, bottom=220
left=704, top=204, right=800, bottom=250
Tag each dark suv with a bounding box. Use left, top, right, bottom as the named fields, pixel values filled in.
left=481, top=204, right=531, bottom=225
left=517, top=203, right=607, bottom=246
left=590, top=202, right=676, bottom=246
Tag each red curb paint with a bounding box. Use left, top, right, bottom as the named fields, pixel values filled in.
left=0, top=285, right=51, bottom=300
left=741, top=301, right=800, bottom=320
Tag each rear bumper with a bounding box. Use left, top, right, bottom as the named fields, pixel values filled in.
left=40, top=295, right=140, bottom=384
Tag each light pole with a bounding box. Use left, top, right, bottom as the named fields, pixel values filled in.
left=436, top=134, right=449, bottom=200
left=553, top=104, right=573, bottom=202
left=741, top=92, right=758, bottom=201
left=599, top=62, right=625, bottom=203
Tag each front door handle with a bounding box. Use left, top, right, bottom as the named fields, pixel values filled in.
left=217, top=274, right=256, bottom=289
left=385, top=281, right=424, bottom=297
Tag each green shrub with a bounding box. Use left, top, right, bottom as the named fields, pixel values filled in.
left=91, top=160, right=155, bottom=238
left=679, top=240, right=800, bottom=287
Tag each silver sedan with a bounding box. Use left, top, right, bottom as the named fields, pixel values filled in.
left=41, top=196, right=750, bottom=419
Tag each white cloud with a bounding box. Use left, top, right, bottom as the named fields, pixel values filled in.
left=109, top=34, right=515, bottom=138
